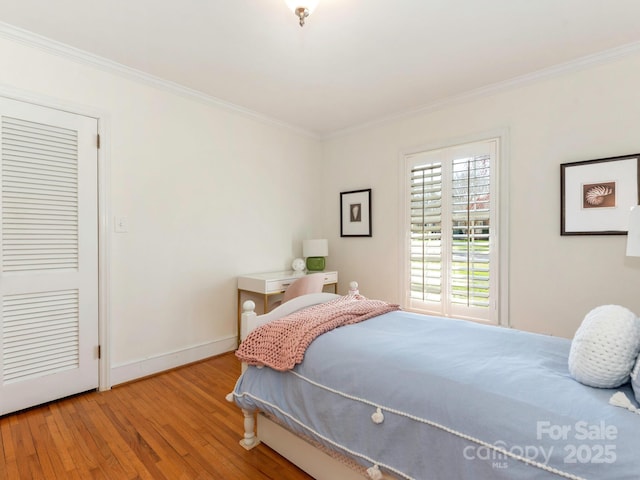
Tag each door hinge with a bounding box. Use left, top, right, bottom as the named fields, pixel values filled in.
left=97, top=133, right=101, bottom=149
left=97, top=345, right=101, bottom=359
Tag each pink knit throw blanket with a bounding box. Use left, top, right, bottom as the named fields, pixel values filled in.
left=236, top=295, right=400, bottom=371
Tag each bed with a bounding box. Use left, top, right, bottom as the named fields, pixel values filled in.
left=227, top=284, right=640, bottom=480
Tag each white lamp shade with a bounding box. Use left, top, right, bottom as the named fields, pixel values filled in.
left=627, top=206, right=640, bottom=257
left=285, top=0, right=320, bottom=14
left=303, top=239, right=328, bottom=257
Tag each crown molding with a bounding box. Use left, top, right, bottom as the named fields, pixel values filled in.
left=326, top=40, right=640, bottom=139
left=0, top=22, right=319, bottom=139
left=2, top=21, right=639, bottom=141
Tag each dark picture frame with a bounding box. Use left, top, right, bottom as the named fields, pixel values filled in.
left=560, top=154, right=640, bottom=235
left=340, top=189, right=372, bottom=237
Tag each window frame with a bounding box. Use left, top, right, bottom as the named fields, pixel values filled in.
left=400, top=132, right=509, bottom=326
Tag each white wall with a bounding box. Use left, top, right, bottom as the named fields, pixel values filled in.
left=4, top=32, right=640, bottom=384
left=0, top=36, right=323, bottom=383
left=322, top=51, right=640, bottom=339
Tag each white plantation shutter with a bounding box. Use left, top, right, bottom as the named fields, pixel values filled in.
left=450, top=154, right=491, bottom=310
left=410, top=162, right=443, bottom=303
left=407, top=139, right=498, bottom=323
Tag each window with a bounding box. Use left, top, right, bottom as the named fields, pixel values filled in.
left=404, top=138, right=499, bottom=323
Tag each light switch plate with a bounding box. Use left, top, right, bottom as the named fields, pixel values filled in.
left=114, top=216, right=128, bottom=233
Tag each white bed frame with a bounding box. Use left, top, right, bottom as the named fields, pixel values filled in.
left=227, top=282, right=396, bottom=480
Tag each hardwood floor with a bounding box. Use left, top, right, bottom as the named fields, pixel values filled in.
left=0, top=352, right=313, bottom=480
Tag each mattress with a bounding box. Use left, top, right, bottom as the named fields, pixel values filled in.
left=232, top=310, right=640, bottom=479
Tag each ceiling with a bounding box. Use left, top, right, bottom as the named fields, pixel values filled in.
left=2, top=0, right=640, bottom=136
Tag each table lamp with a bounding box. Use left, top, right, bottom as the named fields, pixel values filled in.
left=303, top=239, right=328, bottom=271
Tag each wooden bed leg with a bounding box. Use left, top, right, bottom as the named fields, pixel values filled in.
left=239, top=409, right=261, bottom=450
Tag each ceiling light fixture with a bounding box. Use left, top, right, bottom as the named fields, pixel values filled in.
left=285, top=0, right=320, bottom=27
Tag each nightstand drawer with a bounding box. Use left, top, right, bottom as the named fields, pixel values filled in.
left=319, top=271, right=338, bottom=284
left=265, top=278, right=296, bottom=293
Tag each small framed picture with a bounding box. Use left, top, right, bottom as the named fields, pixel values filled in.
left=340, top=189, right=372, bottom=237
left=560, top=154, right=640, bottom=235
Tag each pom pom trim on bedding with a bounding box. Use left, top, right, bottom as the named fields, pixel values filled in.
left=235, top=294, right=400, bottom=371
left=233, top=370, right=589, bottom=480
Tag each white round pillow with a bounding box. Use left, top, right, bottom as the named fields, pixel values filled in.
left=568, top=305, right=640, bottom=388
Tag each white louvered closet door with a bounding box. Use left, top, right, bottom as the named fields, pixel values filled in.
left=0, top=97, right=98, bottom=415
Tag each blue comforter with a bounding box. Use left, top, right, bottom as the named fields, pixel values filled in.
left=232, top=310, right=640, bottom=479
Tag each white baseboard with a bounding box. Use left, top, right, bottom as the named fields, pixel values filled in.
left=110, top=336, right=237, bottom=386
